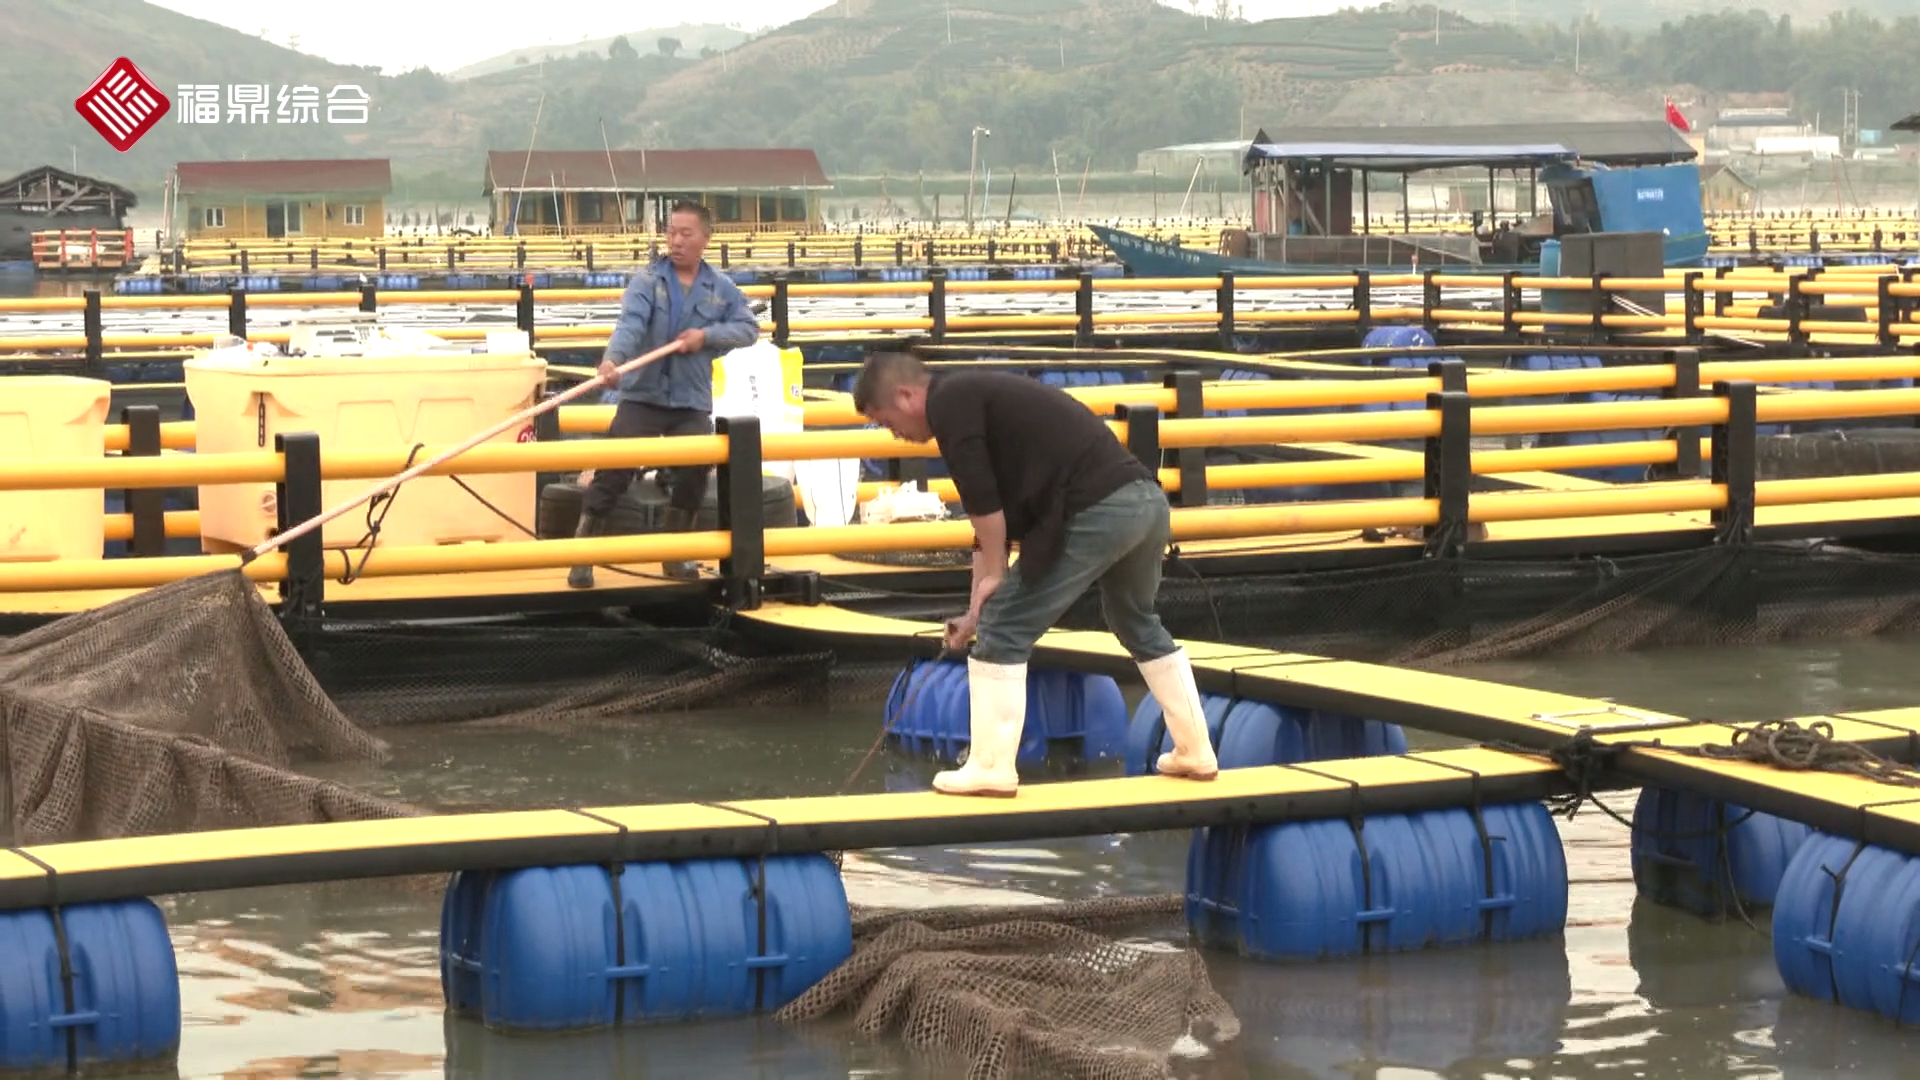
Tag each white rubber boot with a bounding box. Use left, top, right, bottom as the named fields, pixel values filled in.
left=932, top=658, right=1027, bottom=797
left=1138, top=648, right=1220, bottom=781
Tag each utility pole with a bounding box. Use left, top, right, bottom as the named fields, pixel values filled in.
left=965, top=125, right=990, bottom=228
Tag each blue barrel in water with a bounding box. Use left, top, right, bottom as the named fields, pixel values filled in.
left=1630, top=786, right=1812, bottom=918
left=440, top=854, right=852, bottom=1032
left=1187, top=801, right=1567, bottom=961
left=1772, top=831, right=1920, bottom=1024
left=0, top=899, right=180, bottom=1074
left=1124, top=692, right=1406, bottom=776
left=883, top=658, right=1128, bottom=768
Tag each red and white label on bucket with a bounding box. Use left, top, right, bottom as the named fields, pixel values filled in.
left=516, top=424, right=536, bottom=443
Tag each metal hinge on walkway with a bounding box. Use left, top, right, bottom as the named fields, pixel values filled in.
left=1528, top=704, right=1685, bottom=734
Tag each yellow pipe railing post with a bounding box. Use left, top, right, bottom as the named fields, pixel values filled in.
left=1425, top=363, right=1473, bottom=558
left=1656, top=347, right=1706, bottom=482
left=716, top=414, right=771, bottom=609
left=274, top=431, right=326, bottom=627
left=1166, top=370, right=1208, bottom=508
left=1710, top=380, right=1758, bottom=545
left=119, top=405, right=166, bottom=558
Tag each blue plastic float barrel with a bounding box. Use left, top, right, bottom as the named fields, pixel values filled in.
left=0, top=899, right=180, bottom=1074
left=1360, top=325, right=1435, bottom=351
left=882, top=658, right=1128, bottom=768
left=1772, top=831, right=1920, bottom=1024
left=1034, top=369, right=1140, bottom=389
left=1124, top=691, right=1407, bottom=775
left=1629, top=786, right=1812, bottom=918
left=1187, top=801, right=1568, bottom=961
left=441, top=854, right=851, bottom=1032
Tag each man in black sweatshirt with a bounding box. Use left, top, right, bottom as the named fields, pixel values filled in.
left=853, top=351, right=1219, bottom=797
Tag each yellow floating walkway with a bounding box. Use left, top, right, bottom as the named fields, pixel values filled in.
left=736, top=603, right=1920, bottom=853
left=4, top=605, right=1920, bottom=912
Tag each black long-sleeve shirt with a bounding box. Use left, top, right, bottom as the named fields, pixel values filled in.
left=924, top=370, right=1156, bottom=584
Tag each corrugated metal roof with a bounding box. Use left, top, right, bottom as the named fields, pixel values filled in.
left=1247, top=141, right=1575, bottom=172
left=484, top=149, right=833, bottom=193
left=0, top=166, right=138, bottom=208
left=1144, top=140, right=1253, bottom=154
left=1245, top=122, right=1696, bottom=170
left=175, top=159, right=392, bottom=196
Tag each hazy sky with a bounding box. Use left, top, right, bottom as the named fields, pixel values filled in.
left=144, top=0, right=1367, bottom=74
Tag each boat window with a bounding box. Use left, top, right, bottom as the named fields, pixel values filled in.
left=1549, top=179, right=1601, bottom=233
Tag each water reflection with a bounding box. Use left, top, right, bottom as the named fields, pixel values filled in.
left=106, top=637, right=1920, bottom=1077
left=442, top=1015, right=852, bottom=1080
left=0, top=271, right=116, bottom=300
left=1216, top=937, right=1572, bottom=1079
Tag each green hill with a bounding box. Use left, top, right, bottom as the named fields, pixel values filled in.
left=1403, top=0, right=1919, bottom=30
left=5, top=0, right=375, bottom=192
left=4, top=0, right=1915, bottom=201
left=444, top=23, right=754, bottom=81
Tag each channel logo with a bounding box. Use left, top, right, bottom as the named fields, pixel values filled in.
left=76, top=58, right=170, bottom=152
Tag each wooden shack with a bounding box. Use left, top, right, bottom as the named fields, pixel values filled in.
left=0, top=166, right=136, bottom=262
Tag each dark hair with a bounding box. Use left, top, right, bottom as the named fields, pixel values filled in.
left=668, top=200, right=713, bottom=231
left=851, top=351, right=929, bottom=412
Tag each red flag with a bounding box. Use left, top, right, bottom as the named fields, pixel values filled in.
left=1665, top=97, right=1692, bottom=134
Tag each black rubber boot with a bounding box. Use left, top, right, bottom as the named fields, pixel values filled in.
left=660, top=505, right=700, bottom=581
left=568, top=508, right=605, bottom=589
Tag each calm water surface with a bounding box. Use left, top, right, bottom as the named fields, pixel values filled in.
left=110, top=636, right=1920, bottom=1079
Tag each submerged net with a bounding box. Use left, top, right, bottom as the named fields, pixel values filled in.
left=304, top=616, right=843, bottom=728
left=0, top=571, right=860, bottom=843
left=777, top=895, right=1237, bottom=1080
left=0, top=570, right=412, bottom=845
left=998, top=539, right=1920, bottom=670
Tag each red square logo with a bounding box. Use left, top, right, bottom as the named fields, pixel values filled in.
left=75, top=58, right=170, bottom=152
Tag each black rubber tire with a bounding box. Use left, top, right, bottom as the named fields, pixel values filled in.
left=537, top=473, right=799, bottom=539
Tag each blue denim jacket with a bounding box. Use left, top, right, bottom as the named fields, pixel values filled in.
left=603, top=257, right=761, bottom=412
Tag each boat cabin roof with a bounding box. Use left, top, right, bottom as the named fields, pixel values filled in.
left=1243, top=141, right=1575, bottom=173
left=1243, top=121, right=1698, bottom=174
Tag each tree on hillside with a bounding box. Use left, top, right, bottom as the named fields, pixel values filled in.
left=610, top=35, right=638, bottom=61
left=658, top=36, right=682, bottom=59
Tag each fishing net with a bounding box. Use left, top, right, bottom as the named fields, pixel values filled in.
left=0, top=570, right=411, bottom=845
left=0, top=566, right=869, bottom=844
left=842, top=540, right=1920, bottom=671
left=777, top=894, right=1237, bottom=1080
left=304, top=615, right=845, bottom=728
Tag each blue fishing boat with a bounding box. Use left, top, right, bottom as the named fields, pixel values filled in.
left=1095, top=123, right=1709, bottom=277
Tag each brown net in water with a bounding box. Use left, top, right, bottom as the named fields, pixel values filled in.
left=0, top=570, right=414, bottom=844
left=777, top=895, right=1239, bottom=1080
left=840, top=540, right=1920, bottom=671
left=0, top=568, right=853, bottom=843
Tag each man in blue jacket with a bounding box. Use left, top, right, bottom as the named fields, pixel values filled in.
left=570, top=200, right=761, bottom=588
